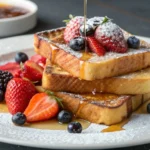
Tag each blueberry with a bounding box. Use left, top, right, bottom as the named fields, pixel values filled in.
left=15, top=52, right=28, bottom=63
left=69, top=37, right=85, bottom=51
left=147, top=103, right=150, bottom=113
left=58, top=110, right=72, bottom=123
left=80, top=24, right=94, bottom=36
left=68, top=122, right=82, bottom=133
left=0, top=90, right=4, bottom=102
left=12, top=112, right=26, bottom=126
left=127, top=36, right=140, bottom=49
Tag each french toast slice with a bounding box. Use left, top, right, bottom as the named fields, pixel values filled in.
left=34, top=27, right=150, bottom=80
left=36, top=86, right=150, bottom=125
left=42, top=61, right=150, bottom=94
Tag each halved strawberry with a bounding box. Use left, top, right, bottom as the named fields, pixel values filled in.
left=30, top=54, right=46, bottom=68
left=87, top=36, right=106, bottom=56
left=24, top=93, right=59, bottom=122
left=0, top=62, right=20, bottom=76
left=22, top=60, right=43, bottom=81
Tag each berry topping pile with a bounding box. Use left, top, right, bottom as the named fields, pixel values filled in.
left=0, top=50, right=82, bottom=133
left=64, top=15, right=140, bottom=56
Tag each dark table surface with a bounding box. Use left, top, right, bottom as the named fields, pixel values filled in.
left=1, top=0, right=150, bottom=149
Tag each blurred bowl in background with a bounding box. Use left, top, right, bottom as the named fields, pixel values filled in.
left=0, top=0, right=38, bottom=38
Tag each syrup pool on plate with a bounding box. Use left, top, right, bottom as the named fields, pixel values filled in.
left=0, top=102, right=8, bottom=113
left=0, top=102, right=90, bottom=130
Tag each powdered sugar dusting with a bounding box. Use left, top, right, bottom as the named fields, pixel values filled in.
left=87, top=17, right=104, bottom=29
left=55, top=43, right=150, bottom=62
left=97, top=21, right=119, bottom=37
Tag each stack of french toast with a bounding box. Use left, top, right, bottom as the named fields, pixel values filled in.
left=34, top=16, right=150, bottom=125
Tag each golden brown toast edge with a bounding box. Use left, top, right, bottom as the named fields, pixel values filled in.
left=42, top=61, right=150, bottom=95
left=36, top=86, right=150, bottom=125
left=34, top=27, right=150, bottom=80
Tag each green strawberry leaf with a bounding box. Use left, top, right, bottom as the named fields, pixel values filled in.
left=101, top=16, right=112, bottom=25
left=63, top=14, right=75, bottom=25
left=45, top=90, right=64, bottom=109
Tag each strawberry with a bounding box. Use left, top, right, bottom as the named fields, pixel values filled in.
left=24, top=93, right=59, bottom=122
left=5, top=78, right=37, bottom=115
left=95, top=17, right=127, bottom=53
left=22, top=60, right=43, bottom=81
left=0, top=62, right=20, bottom=76
left=87, top=36, right=106, bottom=56
left=30, top=54, right=46, bottom=68
left=64, top=15, right=84, bottom=43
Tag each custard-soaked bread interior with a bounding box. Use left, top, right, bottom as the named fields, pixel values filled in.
left=42, top=61, right=150, bottom=94
left=34, top=27, right=150, bottom=80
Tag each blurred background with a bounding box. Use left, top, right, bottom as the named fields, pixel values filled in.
left=27, top=0, right=150, bottom=37
left=1, top=0, right=150, bottom=38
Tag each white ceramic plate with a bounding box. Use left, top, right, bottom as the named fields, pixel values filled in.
left=1, top=35, right=150, bottom=149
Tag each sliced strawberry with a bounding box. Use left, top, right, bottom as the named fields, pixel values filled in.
left=22, top=60, right=43, bottom=81
left=87, top=37, right=106, bottom=56
left=24, top=93, right=59, bottom=122
left=30, top=54, right=46, bottom=68
left=0, top=62, right=20, bottom=76
left=5, top=78, right=37, bottom=115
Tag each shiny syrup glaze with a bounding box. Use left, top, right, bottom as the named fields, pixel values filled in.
left=0, top=99, right=149, bottom=132
left=102, top=118, right=130, bottom=132
left=0, top=3, right=29, bottom=19
left=0, top=102, right=90, bottom=130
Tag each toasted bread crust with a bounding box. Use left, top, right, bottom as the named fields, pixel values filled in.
left=34, top=27, right=150, bottom=80
left=35, top=86, right=150, bottom=125
left=55, top=92, right=143, bottom=125
left=42, top=63, right=150, bottom=94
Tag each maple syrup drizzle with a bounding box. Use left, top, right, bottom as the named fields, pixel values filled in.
left=25, top=118, right=90, bottom=130
left=1, top=99, right=149, bottom=132
left=80, top=52, right=92, bottom=61
left=102, top=118, right=130, bottom=133
left=84, top=0, right=88, bottom=52
left=0, top=102, right=8, bottom=113
left=0, top=102, right=90, bottom=130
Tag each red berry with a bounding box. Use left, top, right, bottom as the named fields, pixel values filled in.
left=22, top=60, right=43, bottom=81
left=87, top=36, right=106, bottom=56
left=95, top=20, right=127, bottom=53
left=5, top=78, right=37, bottom=115
left=64, top=16, right=84, bottom=43
left=30, top=54, right=46, bottom=68
left=0, top=62, right=20, bottom=76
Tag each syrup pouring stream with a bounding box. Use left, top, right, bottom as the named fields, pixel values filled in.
left=84, top=0, right=88, bottom=52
